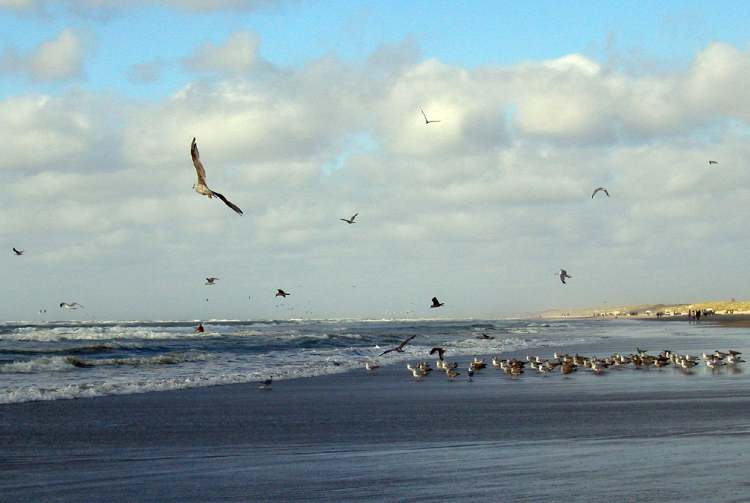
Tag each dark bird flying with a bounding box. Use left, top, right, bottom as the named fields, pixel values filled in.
left=379, top=334, right=417, bottom=356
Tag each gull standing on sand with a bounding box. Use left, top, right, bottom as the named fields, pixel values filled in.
left=190, top=138, right=243, bottom=215
left=379, top=334, right=417, bottom=356
left=12, top=247, right=23, bottom=256
left=559, top=269, right=572, bottom=284
left=59, top=302, right=84, bottom=310
left=591, top=187, right=610, bottom=199
left=340, top=213, right=358, bottom=224
left=258, top=377, right=273, bottom=390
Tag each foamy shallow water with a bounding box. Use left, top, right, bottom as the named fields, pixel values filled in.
left=0, top=319, right=600, bottom=403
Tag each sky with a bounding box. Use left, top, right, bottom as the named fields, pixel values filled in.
left=2, top=0, right=750, bottom=321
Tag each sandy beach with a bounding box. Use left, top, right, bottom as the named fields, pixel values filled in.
left=1, top=320, right=749, bottom=502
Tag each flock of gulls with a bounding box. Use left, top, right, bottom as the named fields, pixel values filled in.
left=8, top=111, right=731, bottom=390
left=365, top=333, right=745, bottom=382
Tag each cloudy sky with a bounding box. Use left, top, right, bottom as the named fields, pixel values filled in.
left=2, top=0, right=750, bottom=321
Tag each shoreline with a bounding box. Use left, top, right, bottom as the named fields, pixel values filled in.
left=540, top=313, right=750, bottom=326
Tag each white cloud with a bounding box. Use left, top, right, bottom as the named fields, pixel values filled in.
left=0, top=0, right=286, bottom=15
left=3, top=40, right=750, bottom=319
left=183, top=32, right=266, bottom=75
left=1, top=28, right=86, bottom=81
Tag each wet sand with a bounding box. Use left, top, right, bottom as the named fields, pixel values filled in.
left=638, top=313, right=750, bottom=326
left=1, top=323, right=750, bottom=502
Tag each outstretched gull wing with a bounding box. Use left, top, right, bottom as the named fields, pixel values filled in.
left=398, top=334, right=417, bottom=350
left=351, top=213, right=358, bottom=221
left=420, top=107, right=428, bottom=122
left=211, top=190, right=244, bottom=215
left=191, top=138, right=208, bottom=186
left=591, top=187, right=609, bottom=198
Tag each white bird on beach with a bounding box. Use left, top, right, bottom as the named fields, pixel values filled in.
left=407, top=364, right=424, bottom=380
left=190, top=138, right=243, bottom=215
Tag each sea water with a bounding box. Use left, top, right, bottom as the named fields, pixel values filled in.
left=0, top=318, right=604, bottom=403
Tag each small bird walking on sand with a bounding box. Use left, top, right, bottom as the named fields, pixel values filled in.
left=340, top=213, right=358, bottom=224
left=379, top=334, right=417, bottom=356
left=430, top=297, right=445, bottom=308
left=275, top=289, right=291, bottom=298
left=190, top=137, right=243, bottom=215
left=559, top=269, right=572, bottom=284
left=258, top=377, right=273, bottom=390
left=12, top=247, right=23, bottom=256
left=591, top=187, right=610, bottom=199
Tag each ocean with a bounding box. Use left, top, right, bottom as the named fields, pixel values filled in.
left=0, top=318, right=609, bottom=404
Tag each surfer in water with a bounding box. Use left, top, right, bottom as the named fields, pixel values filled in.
left=194, top=322, right=205, bottom=333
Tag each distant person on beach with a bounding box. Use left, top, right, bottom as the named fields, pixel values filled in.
left=195, top=322, right=205, bottom=333
left=695, top=310, right=701, bottom=321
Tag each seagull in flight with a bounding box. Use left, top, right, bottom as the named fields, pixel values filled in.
left=708, top=160, right=719, bottom=165
left=275, top=289, right=291, bottom=298
left=430, top=297, right=445, bottom=308
left=340, top=213, right=358, bottom=224
left=12, top=248, right=23, bottom=256
left=190, top=138, right=243, bottom=215
left=559, top=269, right=572, bottom=284
left=60, top=302, right=84, bottom=310
left=205, top=277, right=219, bottom=285
left=430, top=347, right=446, bottom=361
left=420, top=107, right=441, bottom=125
left=379, top=334, right=417, bottom=356
left=591, top=187, right=610, bottom=199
